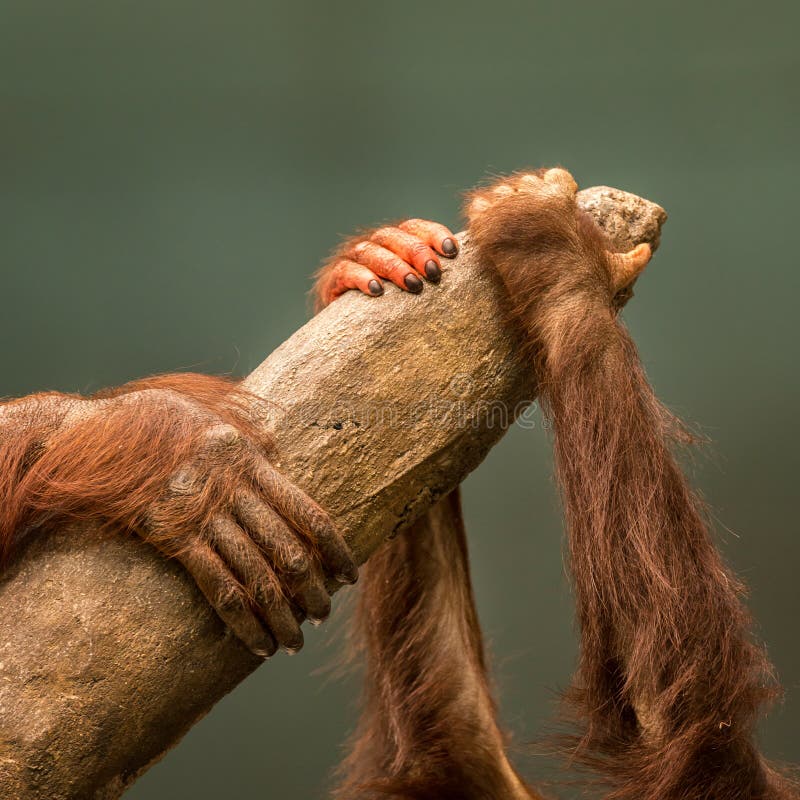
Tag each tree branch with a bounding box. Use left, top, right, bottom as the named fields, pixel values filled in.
left=0, top=187, right=666, bottom=799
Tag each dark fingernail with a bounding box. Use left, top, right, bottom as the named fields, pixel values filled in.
left=424, top=260, right=441, bottom=283
left=282, top=634, right=304, bottom=655
left=305, top=590, right=331, bottom=625
left=404, top=273, right=423, bottom=293
left=308, top=607, right=331, bottom=626
left=254, top=632, right=277, bottom=659
left=442, top=237, right=458, bottom=256
left=368, top=279, right=383, bottom=296
left=308, top=607, right=330, bottom=626
left=335, top=565, right=359, bottom=585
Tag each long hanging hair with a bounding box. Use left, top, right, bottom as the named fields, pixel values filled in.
left=465, top=168, right=797, bottom=799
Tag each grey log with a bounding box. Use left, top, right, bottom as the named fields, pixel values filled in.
left=0, top=187, right=667, bottom=799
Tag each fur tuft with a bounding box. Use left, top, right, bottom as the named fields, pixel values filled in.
left=0, top=373, right=269, bottom=563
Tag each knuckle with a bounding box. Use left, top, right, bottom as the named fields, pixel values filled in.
left=306, top=502, right=329, bottom=525
left=543, top=168, right=578, bottom=194
left=284, top=550, right=311, bottom=577
left=492, top=183, right=515, bottom=196
left=215, top=582, right=245, bottom=615
left=205, top=422, right=242, bottom=449
left=253, top=579, right=276, bottom=607
left=311, top=509, right=337, bottom=540
left=386, top=259, right=408, bottom=278
left=234, top=487, right=259, bottom=516
left=469, top=196, right=491, bottom=215
left=169, top=465, right=201, bottom=495
left=206, top=513, right=231, bottom=543
left=518, top=174, right=550, bottom=197
left=410, top=242, right=429, bottom=257
left=371, top=226, right=394, bottom=241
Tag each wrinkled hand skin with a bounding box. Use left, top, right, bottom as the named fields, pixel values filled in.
left=132, top=392, right=358, bottom=658
left=314, top=218, right=459, bottom=309
left=0, top=384, right=358, bottom=659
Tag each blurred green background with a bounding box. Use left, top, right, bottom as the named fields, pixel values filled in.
left=2, top=1, right=798, bottom=796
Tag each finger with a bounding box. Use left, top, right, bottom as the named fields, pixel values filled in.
left=289, top=563, right=332, bottom=625
left=465, top=193, right=491, bottom=222
left=250, top=458, right=358, bottom=585
left=370, top=227, right=442, bottom=283
left=351, top=242, right=424, bottom=294
left=168, top=463, right=202, bottom=496
left=234, top=489, right=333, bottom=624
left=398, top=219, right=458, bottom=258
left=176, top=543, right=276, bottom=657
left=234, top=489, right=331, bottom=625
left=208, top=514, right=305, bottom=653
left=234, top=487, right=313, bottom=577
left=321, top=259, right=384, bottom=304
left=542, top=167, right=578, bottom=195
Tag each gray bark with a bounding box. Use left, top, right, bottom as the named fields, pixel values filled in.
left=0, top=186, right=666, bottom=799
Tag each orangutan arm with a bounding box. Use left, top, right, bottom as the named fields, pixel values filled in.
left=0, top=376, right=357, bottom=657
left=465, top=168, right=793, bottom=800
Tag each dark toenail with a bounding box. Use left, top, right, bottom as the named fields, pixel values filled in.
left=442, top=238, right=458, bottom=256
left=336, top=565, right=359, bottom=585
left=404, top=274, right=423, bottom=293
left=424, top=260, right=441, bottom=282
left=368, top=280, right=383, bottom=296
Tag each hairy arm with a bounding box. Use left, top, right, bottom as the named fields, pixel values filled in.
left=466, top=169, right=794, bottom=800
left=0, top=376, right=357, bottom=657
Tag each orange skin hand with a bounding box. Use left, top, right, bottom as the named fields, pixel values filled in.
left=397, top=218, right=459, bottom=258
left=315, top=219, right=458, bottom=309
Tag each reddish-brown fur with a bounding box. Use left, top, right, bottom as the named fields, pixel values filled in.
left=465, top=169, right=797, bottom=798
left=0, top=374, right=264, bottom=563
left=0, top=372, right=357, bottom=655
left=320, top=170, right=797, bottom=799
left=333, top=492, right=538, bottom=800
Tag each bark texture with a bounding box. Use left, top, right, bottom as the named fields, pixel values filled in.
left=0, top=186, right=666, bottom=799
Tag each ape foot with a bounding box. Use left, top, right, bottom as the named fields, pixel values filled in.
left=315, top=219, right=458, bottom=308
